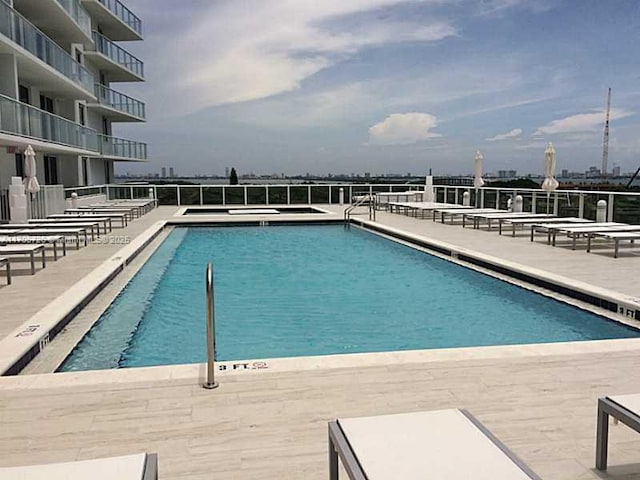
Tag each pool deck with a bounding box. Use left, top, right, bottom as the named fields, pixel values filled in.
left=2, top=203, right=640, bottom=479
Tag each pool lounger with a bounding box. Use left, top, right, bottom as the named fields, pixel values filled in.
left=0, top=257, right=10, bottom=285
left=81, top=206, right=139, bottom=220
left=433, top=207, right=503, bottom=224
left=586, top=231, right=640, bottom=257
left=374, top=191, right=424, bottom=205
left=387, top=202, right=465, bottom=217
left=0, top=453, right=158, bottom=480
left=104, top=199, right=156, bottom=212
left=51, top=212, right=124, bottom=228
left=86, top=203, right=146, bottom=218
left=0, top=244, right=46, bottom=275
left=96, top=199, right=157, bottom=214
left=8, top=222, right=100, bottom=240
left=66, top=208, right=135, bottom=222
left=12, top=228, right=89, bottom=250
left=329, top=409, right=541, bottom=480
left=0, top=235, right=66, bottom=260
left=502, top=217, right=591, bottom=237
left=597, top=394, right=640, bottom=470
left=463, top=212, right=556, bottom=230
left=529, top=222, right=620, bottom=244
left=32, top=217, right=112, bottom=234
left=548, top=224, right=639, bottom=249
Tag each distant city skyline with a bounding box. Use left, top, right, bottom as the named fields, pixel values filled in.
left=116, top=0, right=640, bottom=177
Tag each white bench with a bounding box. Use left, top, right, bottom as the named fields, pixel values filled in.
left=0, top=244, right=46, bottom=275
left=0, top=235, right=66, bottom=260
left=0, top=453, right=157, bottom=480
left=587, top=231, right=640, bottom=258
left=51, top=213, right=124, bottom=228
left=329, top=409, right=540, bottom=479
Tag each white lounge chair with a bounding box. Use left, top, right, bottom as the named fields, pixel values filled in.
left=433, top=208, right=502, bottom=223
left=0, top=244, right=46, bottom=275
left=0, top=453, right=157, bottom=479
left=50, top=212, right=125, bottom=228
left=11, top=228, right=88, bottom=249
left=463, top=212, right=556, bottom=230
left=597, top=395, right=640, bottom=470
left=387, top=202, right=464, bottom=217
left=86, top=203, right=145, bottom=218
left=32, top=217, right=112, bottom=234
left=329, top=409, right=541, bottom=479
left=66, top=208, right=135, bottom=222
left=587, top=231, right=640, bottom=257
left=501, top=217, right=591, bottom=237
left=0, top=257, right=10, bottom=285
left=549, top=224, right=640, bottom=249
left=529, top=222, right=620, bottom=244
left=0, top=235, right=66, bottom=260
left=8, top=222, right=99, bottom=240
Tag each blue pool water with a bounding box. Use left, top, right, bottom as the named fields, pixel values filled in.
left=60, top=225, right=640, bottom=371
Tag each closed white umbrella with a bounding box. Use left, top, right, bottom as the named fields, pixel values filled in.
left=541, top=142, right=559, bottom=213
left=473, top=150, right=485, bottom=188
left=23, top=145, right=40, bottom=194
left=473, top=150, right=484, bottom=207
left=424, top=174, right=435, bottom=203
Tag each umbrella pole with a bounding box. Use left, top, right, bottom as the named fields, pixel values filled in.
left=546, top=193, right=550, bottom=214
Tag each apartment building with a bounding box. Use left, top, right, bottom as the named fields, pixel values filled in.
left=0, top=0, right=146, bottom=189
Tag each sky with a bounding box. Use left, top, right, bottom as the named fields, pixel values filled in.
left=114, top=0, right=640, bottom=177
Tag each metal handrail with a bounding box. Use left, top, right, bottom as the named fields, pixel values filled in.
left=344, top=194, right=374, bottom=225
left=203, top=263, right=219, bottom=389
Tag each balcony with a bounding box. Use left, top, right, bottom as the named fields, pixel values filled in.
left=12, top=0, right=92, bottom=44
left=88, top=84, right=145, bottom=122
left=0, top=0, right=95, bottom=99
left=80, top=0, right=142, bottom=41
left=97, top=134, right=147, bottom=161
left=0, top=94, right=98, bottom=153
left=86, top=31, right=144, bottom=82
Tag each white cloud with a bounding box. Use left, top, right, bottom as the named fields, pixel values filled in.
left=368, top=113, right=441, bottom=145
left=533, top=109, right=633, bottom=136
left=143, top=0, right=455, bottom=117
left=486, top=128, right=523, bottom=141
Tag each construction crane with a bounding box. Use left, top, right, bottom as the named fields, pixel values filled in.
left=601, top=87, right=612, bottom=178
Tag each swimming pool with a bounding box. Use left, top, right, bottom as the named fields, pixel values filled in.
left=60, top=225, right=640, bottom=371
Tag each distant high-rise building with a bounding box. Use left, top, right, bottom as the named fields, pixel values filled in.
left=497, top=170, right=517, bottom=179
left=586, top=166, right=601, bottom=178
left=161, top=167, right=166, bottom=178
left=169, top=167, right=175, bottom=177
left=364, top=172, right=370, bottom=179
left=613, top=166, right=621, bottom=177
left=225, top=167, right=230, bottom=178
left=561, top=169, right=569, bottom=178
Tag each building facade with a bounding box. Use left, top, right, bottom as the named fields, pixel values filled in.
left=0, top=0, right=146, bottom=189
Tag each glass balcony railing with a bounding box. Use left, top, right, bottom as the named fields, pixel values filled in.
left=0, top=94, right=98, bottom=151
left=98, top=134, right=147, bottom=160
left=0, top=1, right=94, bottom=94
left=56, top=0, right=92, bottom=38
left=92, top=31, right=144, bottom=78
left=94, top=83, right=146, bottom=119
left=97, top=0, right=142, bottom=36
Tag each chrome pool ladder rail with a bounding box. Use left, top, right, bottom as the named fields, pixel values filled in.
left=203, top=262, right=219, bottom=389
left=344, top=194, right=376, bottom=226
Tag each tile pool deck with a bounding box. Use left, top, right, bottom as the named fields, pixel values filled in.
left=1, top=204, right=640, bottom=479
